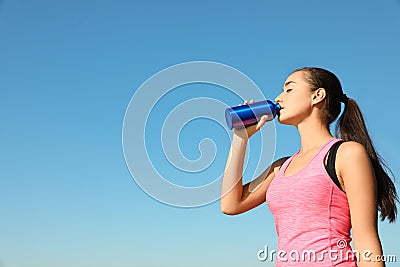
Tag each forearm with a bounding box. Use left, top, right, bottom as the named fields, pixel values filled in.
left=353, top=234, right=385, bottom=266
left=220, top=133, right=248, bottom=214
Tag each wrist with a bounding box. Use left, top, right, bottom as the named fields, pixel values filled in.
left=233, top=124, right=257, bottom=140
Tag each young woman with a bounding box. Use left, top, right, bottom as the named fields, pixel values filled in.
left=220, top=67, right=398, bottom=266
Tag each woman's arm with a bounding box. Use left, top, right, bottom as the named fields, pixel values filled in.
left=220, top=123, right=288, bottom=215
left=337, top=141, right=385, bottom=267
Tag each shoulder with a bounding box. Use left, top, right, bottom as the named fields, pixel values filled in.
left=272, top=156, right=290, bottom=169
left=269, top=156, right=290, bottom=176
left=274, top=156, right=291, bottom=165
left=336, top=141, right=368, bottom=160
left=335, top=141, right=374, bottom=183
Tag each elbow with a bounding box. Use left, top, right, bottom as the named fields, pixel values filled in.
left=221, top=208, right=235, bottom=216
left=220, top=203, right=240, bottom=216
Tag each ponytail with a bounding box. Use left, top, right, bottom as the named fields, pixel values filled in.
left=336, top=98, right=399, bottom=222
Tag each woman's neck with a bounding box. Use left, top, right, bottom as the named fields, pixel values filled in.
left=296, top=117, right=333, bottom=153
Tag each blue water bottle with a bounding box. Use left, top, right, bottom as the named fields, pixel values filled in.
left=225, top=100, right=281, bottom=130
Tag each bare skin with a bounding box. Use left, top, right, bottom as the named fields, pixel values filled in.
left=221, top=71, right=385, bottom=266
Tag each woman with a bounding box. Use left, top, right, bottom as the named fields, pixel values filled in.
left=220, top=67, right=398, bottom=266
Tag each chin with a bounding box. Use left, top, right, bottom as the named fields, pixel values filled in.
left=277, top=115, right=295, bottom=125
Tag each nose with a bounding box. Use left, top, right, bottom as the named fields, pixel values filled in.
left=275, top=92, right=283, bottom=103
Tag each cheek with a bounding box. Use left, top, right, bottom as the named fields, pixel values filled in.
left=292, top=94, right=313, bottom=108
left=294, top=101, right=313, bottom=116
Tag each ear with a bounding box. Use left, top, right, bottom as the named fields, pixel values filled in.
left=311, top=88, right=326, bottom=105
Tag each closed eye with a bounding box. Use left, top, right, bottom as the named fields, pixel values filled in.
left=285, top=89, right=293, bottom=93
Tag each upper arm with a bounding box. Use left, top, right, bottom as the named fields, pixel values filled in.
left=336, top=142, right=379, bottom=241
left=234, top=156, right=289, bottom=214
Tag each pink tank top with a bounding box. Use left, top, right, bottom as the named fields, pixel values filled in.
left=266, top=138, right=357, bottom=266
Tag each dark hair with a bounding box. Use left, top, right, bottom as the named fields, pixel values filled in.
left=293, top=67, right=398, bottom=223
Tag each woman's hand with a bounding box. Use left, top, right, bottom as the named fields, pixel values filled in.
left=233, top=99, right=270, bottom=140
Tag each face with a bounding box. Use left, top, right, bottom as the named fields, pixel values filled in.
left=275, top=71, right=315, bottom=125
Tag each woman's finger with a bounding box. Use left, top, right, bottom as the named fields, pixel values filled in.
left=256, top=115, right=268, bottom=131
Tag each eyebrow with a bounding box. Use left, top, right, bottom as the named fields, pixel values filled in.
left=282, top=81, right=296, bottom=90
left=285, top=81, right=296, bottom=86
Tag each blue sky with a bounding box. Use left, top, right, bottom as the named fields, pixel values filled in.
left=1, top=1, right=400, bottom=267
